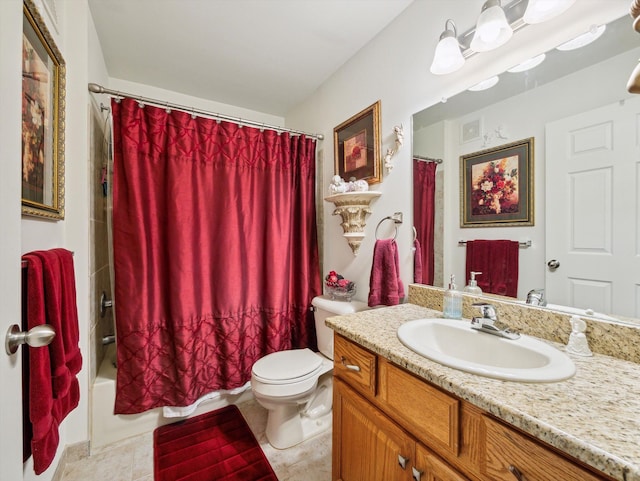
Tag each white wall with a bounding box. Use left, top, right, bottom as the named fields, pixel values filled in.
left=286, top=0, right=629, bottom=304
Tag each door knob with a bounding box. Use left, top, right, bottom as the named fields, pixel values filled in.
left=5, top=324, right=55, bottom=355
left=547, top=259, right=560, bottom=270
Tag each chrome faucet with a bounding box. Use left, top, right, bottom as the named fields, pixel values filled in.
left=526, top=288, right=547, bottom=306
left=470, top=302, right=520, bottom=340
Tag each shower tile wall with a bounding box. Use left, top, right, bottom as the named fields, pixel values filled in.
left=89, top=102, right=114, bottom=382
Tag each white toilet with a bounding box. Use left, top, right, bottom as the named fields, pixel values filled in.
left=250, top=295, right=369, bottom=449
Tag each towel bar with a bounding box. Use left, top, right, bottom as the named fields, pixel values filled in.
left=458, top=240, right=531, bottom=248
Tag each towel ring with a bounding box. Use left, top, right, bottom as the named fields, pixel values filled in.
left=375, top=213, right=403, bottom=240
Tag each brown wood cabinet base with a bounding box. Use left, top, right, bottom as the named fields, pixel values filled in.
left=332, top=334, right=613, bottom=481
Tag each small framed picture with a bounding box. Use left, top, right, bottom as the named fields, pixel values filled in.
left=21, top=0, right=66, bottom=220
left=333, top=101, right=381, bottom=184
left=460, top=137, right=534, bottom=227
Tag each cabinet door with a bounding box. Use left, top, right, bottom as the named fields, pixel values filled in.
left=333, top=378, right=414, bottom=481
left=414, top=444, right=471, bottom=481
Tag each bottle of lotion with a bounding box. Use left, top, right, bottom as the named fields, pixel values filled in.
left=443, top=274, right=462, bottom=319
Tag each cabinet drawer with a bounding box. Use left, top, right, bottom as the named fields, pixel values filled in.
left=333, top=334, right=377, bottom=396
left=379, top=359, right=460, bottom=457
left=483, top=416, right=607, bottom=481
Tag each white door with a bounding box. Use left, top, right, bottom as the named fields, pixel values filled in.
left=0, top=0, right=26, bottom=478
left=546, top=97, right=640, bottom=318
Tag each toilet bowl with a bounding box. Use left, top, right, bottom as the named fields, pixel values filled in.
left=250, top=296, right=369, bottom=449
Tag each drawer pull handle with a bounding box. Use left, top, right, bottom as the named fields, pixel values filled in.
left=398, top=454, right=409, bottom=469
left=411, top=467, right=423, bottom=481
left=508, top=465, right=524, bottom=481
left=341, top=356, right=361, bottom=372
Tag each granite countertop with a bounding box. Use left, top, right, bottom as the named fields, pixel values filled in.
left=326, top=303, right=640, bottom=481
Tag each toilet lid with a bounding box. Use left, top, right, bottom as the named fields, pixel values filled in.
left=252, top=348, right=323, bottom=383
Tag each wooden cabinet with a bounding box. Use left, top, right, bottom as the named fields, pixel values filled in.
left=482, top=415, right=605, bottom=481
left=333, top=334, right=612, bottom=481
left=333, top=378, right=414, bottom=481
left=415, top=444, right=471, bottom=481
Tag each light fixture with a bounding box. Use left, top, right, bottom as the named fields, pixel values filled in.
left=556, top=24, right=606, bottom=51
left=523, top=0, right=576, bottom=25
left=470, top=0, right=513, bottom=52
left=468, top=76, right=500, bottom=92
left=507, top=53, right=546, bottom=73
left=430, top=20, right=465, bottom=75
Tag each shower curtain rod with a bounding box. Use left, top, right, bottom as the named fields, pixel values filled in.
left=413, top=154, right=442, bottom=164
left=87, top=83, right=324, bottom=141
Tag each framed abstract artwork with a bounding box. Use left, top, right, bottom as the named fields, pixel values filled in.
left=22, top=0, right=66, bottom=219
left=333, top=101, right=381, bottom=184
left=460, top=137, right=534, bottom=227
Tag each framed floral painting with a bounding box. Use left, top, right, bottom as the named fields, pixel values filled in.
left=460, top=137, right=534, bottom=227
left=333, top=101, right=381, bottom=184
left=21, top=0, right=66, bottom=220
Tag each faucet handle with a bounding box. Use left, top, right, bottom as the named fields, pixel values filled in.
left=472, top=302, right=498, bottom=321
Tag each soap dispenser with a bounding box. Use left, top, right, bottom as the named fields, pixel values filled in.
left=443, top=274, right=462, bottom=319
left=464, top=271, right=483, bottom=295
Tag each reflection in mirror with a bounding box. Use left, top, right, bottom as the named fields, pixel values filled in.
left=412, top=14, right=640, bottom=325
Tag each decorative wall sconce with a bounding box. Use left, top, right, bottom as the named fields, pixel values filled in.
left=430, top=0, right=577, bottom=76
left=383, top=124, right=404, bottom=174
left=324, top=191, right=382, bottom=255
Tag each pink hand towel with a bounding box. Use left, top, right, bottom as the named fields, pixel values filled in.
left=368, top=239, right=404, bottom=307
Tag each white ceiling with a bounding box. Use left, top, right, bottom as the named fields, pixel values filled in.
left=88, top=0, right=414, bottom=117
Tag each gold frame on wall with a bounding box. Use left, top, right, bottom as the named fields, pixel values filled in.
left=333, top=101, right=382, bottom=185
left=21, top=0, right=66, bottom=220
left=460, top=137, right=534, bottom=228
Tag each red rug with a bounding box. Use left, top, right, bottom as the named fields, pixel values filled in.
left=154, top=405, right=279, bottom=481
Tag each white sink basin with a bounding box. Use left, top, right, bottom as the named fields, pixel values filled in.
left=397, top=318, right=576, bottom=382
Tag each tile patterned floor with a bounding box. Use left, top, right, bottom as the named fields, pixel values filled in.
left=58, top=399, right=331, bottom=481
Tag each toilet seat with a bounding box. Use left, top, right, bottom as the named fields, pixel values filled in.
left=252, top=348, right=324, bottom=385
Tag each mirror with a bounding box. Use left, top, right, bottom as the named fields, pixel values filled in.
left=412, top=14, right=640, bottom=324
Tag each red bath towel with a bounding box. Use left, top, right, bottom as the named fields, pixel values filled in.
left=369, top=239, right=404, bottom=307
left=23, top=249, right=82, bottom=474
left=465, top=240, right=519, bottom=298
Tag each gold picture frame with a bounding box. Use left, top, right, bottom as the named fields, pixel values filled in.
left=333, top=101, right=382, bottom=184
left=21, top=0, right=66, bottom=220
left=460, top=138, right=534, bottom=227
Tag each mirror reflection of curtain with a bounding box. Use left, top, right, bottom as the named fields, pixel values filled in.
left=413, top=159, right=437, bottom=284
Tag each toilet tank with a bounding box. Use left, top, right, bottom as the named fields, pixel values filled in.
left=312, top=296, right=369, bottom=360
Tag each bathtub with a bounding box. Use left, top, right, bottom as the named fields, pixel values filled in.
left=91, top=344, right=254, bottom=450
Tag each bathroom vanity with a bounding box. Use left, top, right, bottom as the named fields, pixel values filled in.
left=327, top=288, right=640, bottom=481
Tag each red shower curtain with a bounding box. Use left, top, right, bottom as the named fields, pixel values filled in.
left=413, top=159, right=437, bottom=285
left=111, top=98, right=321, bottom=414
